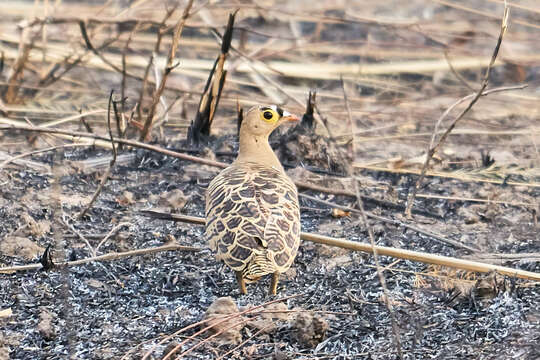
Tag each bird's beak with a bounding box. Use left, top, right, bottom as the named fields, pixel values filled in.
left=281, top=110, right=299, bottom=122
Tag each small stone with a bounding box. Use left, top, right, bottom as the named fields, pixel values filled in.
left=37, top=309, right=55, bottom=340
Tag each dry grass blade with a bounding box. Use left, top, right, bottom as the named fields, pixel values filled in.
left=342, top=79, right=403, bottom=358
left=3, top=27, right=34, bottom=104
left=141, top=294, right=302, bottom=360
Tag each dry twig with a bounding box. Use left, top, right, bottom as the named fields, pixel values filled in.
left=0, top=243, right=199, bottom=274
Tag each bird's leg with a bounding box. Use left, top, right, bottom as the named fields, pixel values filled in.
left=269, top=272, right=279, bottom=295
left=235, top=271, right=247, bottom=294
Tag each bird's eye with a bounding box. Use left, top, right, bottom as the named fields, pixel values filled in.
left=260, top=108, right=279, bottom=123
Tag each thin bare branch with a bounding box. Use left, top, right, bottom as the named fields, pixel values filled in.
left=406, top=4, right=513, bottom=218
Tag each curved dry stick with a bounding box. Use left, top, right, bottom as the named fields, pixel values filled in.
left=78, top=90, right=118, bottom=219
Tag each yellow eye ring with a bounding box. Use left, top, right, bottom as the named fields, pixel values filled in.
left=260, top=109, right=278, bottom=123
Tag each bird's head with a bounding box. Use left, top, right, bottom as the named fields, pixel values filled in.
left=241, top=105, right=299, bottom=137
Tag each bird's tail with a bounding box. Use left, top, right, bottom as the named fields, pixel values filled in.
left=243, top=252, right=275, bottom=283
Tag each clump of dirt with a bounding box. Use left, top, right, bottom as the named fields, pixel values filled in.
left=203, top=296, right=245, bottom=345
left=276, top=125, right=352, bottom=175
left=291, top=311, right=329, bottom=348
left=247, top=302, right=290, bottom=335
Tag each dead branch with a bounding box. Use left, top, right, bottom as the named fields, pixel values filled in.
left=138, top=211, right=540, bottom=282
left=188, top=11, right=236, bottom=144
left=298, top=193, right=478, bottom=252
left=0, top=243, right=200, bottom=274
left=405, top=4, right=511, bottom=218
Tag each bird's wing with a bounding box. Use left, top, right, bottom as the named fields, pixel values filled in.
left=205, top=163, right=300, bottom=274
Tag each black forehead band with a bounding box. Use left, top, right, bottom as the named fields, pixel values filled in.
left=260, top=106, right=284, bottom=117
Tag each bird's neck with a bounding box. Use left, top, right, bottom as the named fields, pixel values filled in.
left=235, top=130, right=283, bottom=171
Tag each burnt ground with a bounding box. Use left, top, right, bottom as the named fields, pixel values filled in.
left=0, top=140, right=539, bottom=360
left=1, top=0, right=540, bottom=359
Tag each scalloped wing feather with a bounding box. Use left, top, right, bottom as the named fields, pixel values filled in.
left=205, top=162, right=300, bottom=281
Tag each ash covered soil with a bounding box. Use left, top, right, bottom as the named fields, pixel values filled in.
left=0, top=137, right=539, bottom=360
